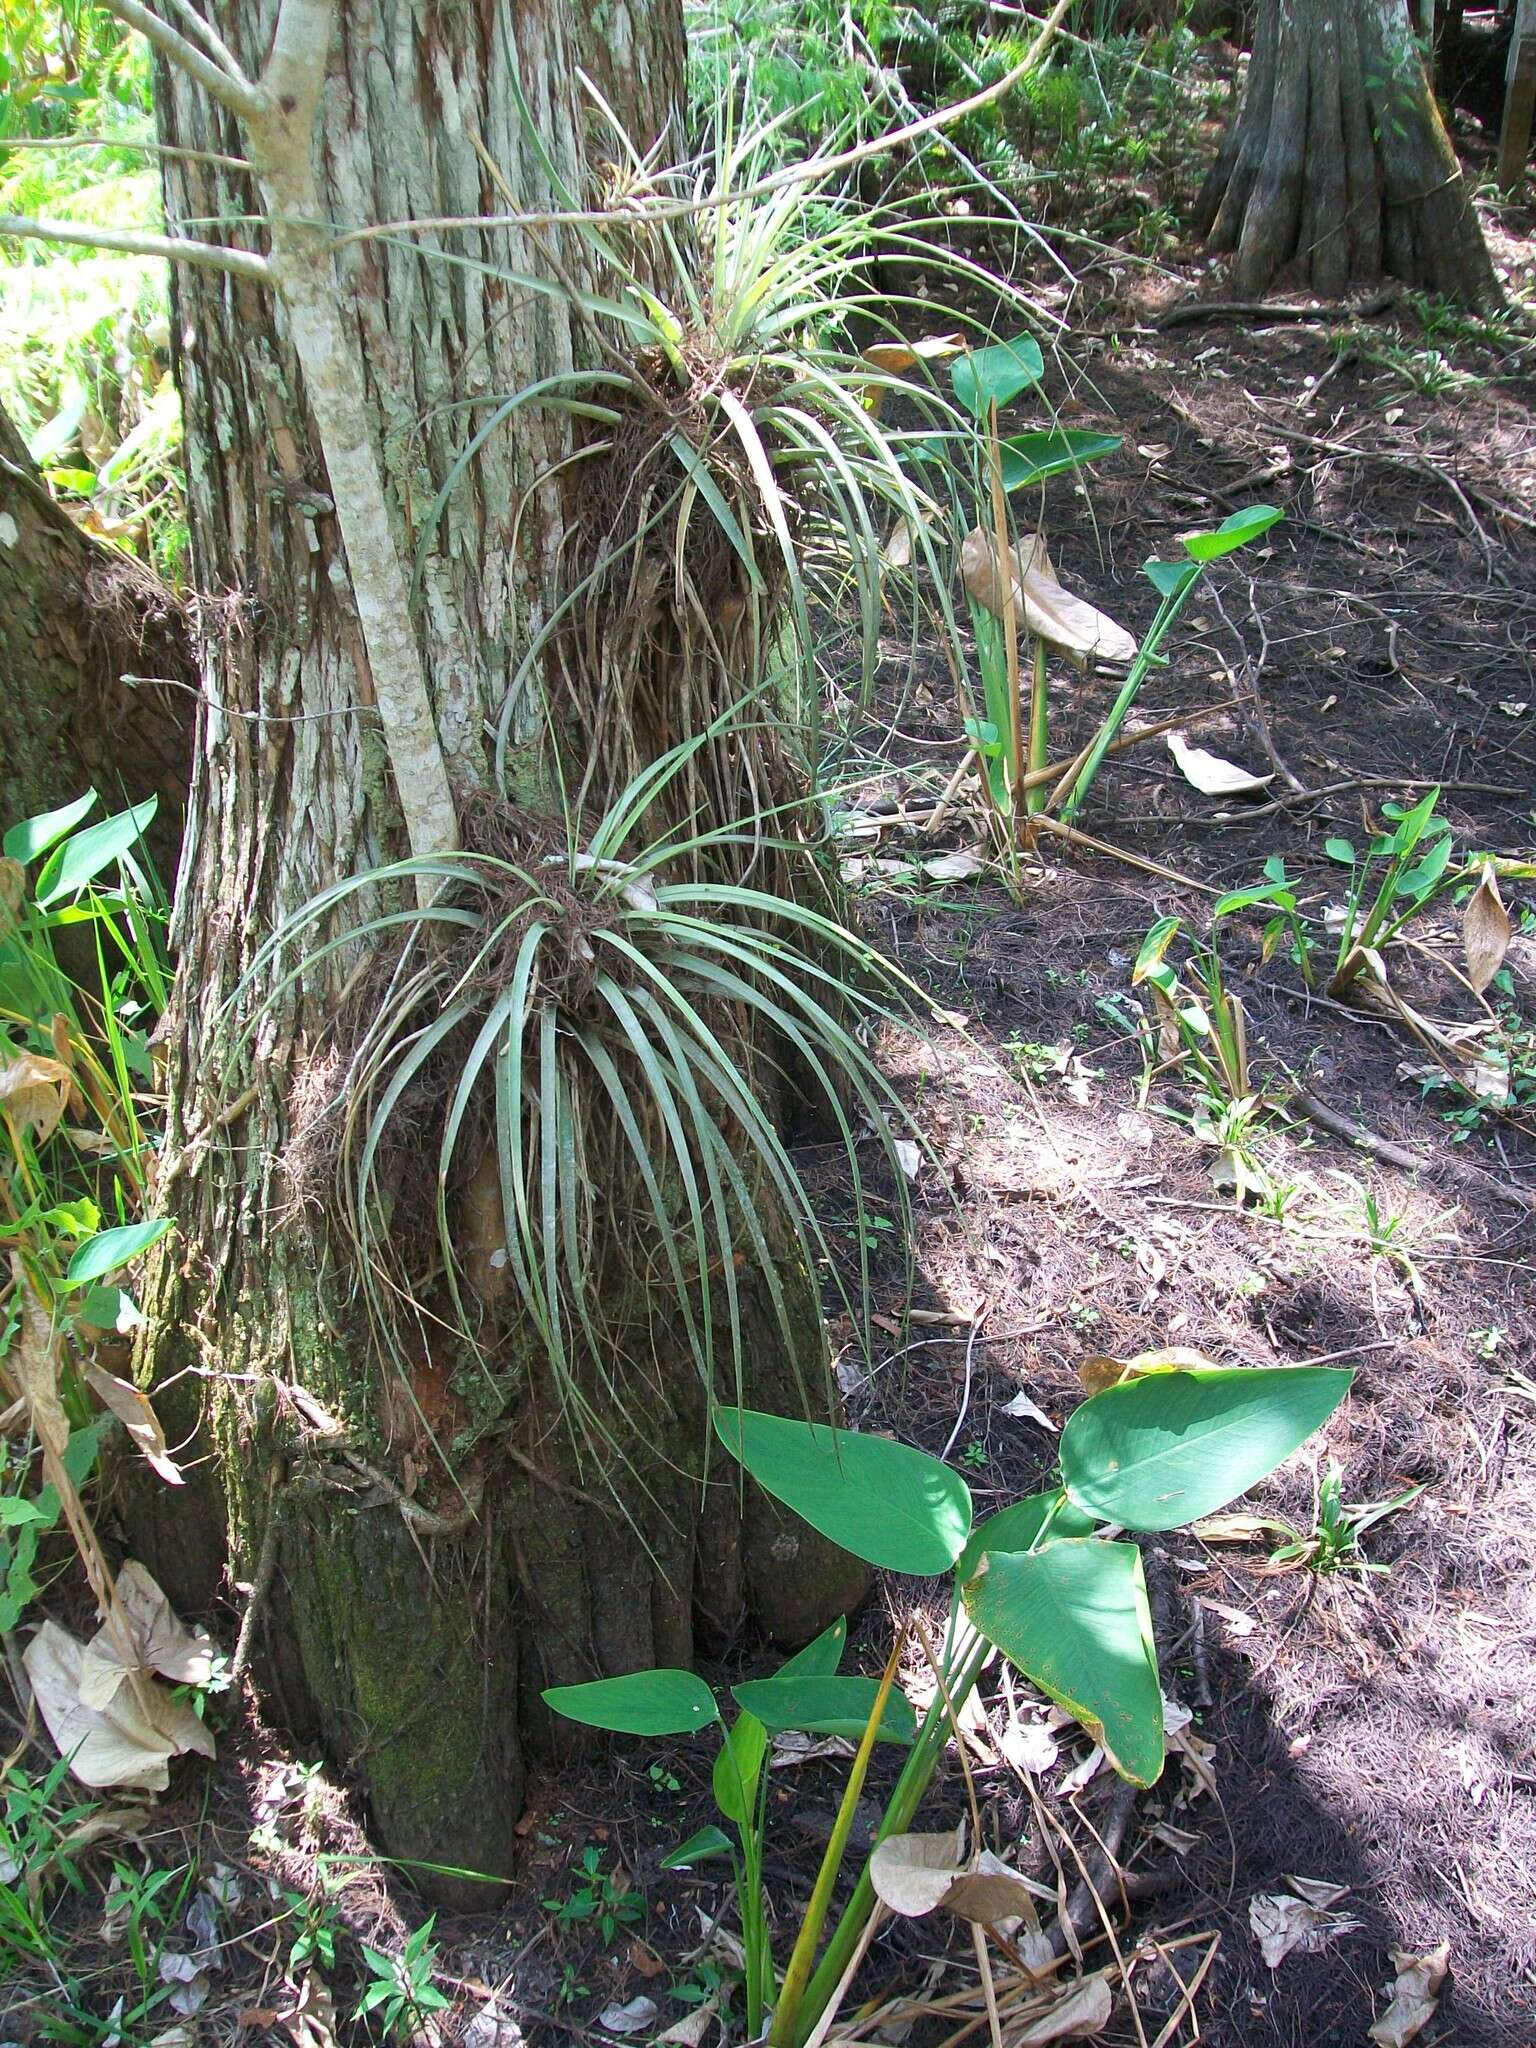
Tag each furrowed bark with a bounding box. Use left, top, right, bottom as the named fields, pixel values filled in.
left=1196, top=0, right=1504, bottom=307
left=126, top=0, right=862, bottom=1878
left=0, top=402, right=191, bottom=872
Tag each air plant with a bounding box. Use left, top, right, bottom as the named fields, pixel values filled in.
left=228, top=720, right=929, bottom=1464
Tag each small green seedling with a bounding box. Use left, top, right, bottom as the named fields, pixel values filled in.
left=1132, top=915, right=1250, bottom=1108
left=545, top=1360, right=1350, bottom=2048
left=1325, top=787, right=1456, bottom=995
left=543, top=1847, right=645, bottom=1946
left=285, top=1870, right=342, bottom=1974
left=1212, top=856, right=1316, bottom=988
left=1269, top=1460, right=1424, bottom=1576
left=355, top=1915, right=451, bottom=2040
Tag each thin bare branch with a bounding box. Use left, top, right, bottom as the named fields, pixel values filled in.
left=156, top=0, right=254, bottom=89
left=0, top=134, right=250, bottom=172
left=96, top=0, right=265, bottom=119
left=0, top=212, right=270, bottom=282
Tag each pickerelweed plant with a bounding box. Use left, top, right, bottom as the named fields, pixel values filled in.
left=545, top=1359, right=1351, bottom=2046
left=879, top=329, right=1284, bottom=855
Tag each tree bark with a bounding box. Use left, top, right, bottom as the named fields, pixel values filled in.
left=1195, top=0, right=1504, bottom=306
left=0, top=402, right=191, bottom=871
left=131, top=0, right=865, bottom=1880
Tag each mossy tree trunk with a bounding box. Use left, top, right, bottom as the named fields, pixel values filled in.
left=1194, top=0, right=1503, bottom=306
left=132, top=0, right=865, bottom=1881
left=0, top=402, right=190, bottom=871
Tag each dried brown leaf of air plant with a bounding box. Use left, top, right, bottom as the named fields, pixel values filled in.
left=82, top=1364, right=184, bottom=1487
left=1368, top=1941, right=1451, bottom=2048
left=8, top=1255, right=70, bottom=1456
left=0, top=1048, right=74, bottom=1146
left=1463, top=864, right=1511, bottom=997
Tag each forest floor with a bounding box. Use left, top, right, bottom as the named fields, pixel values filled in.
left=7, top=55, right=1536, bottom=2048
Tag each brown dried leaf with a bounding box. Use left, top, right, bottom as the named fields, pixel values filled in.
left=1463, top=863, right=1510, bottom=996
left=961, top=529, right=1136, bottom=668
left=8, top=1256, right=70, bottom=1457
left=0, top=1049, right=73, bottom=1145
left=870, top=1828, right=1046, bottom=1925
left=1013, top=1976, right=1113, bottom=2042
left=1250, top=1891, right=1361, bottom=1968
left=861, top=335, right=963, bottom=374
left=83, top=1364, right=184, bottom=1486
left=82, top=1561, right=214, bottom=1698
left=0, top=855, right=24, bottom=923
left=23, top=1619, right=216, bottom=1790
left=870, top=1823, right=970, bottom=1915
left=939, top=1851, right=1044, bottom=1924
left=885, top=518, right=917, bottom=570
left=1077, top=1355, right=1127, bottom=1396
left=1368, top=1942, right=1451, bottom=2047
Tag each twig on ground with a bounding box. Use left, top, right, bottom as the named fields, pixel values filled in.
left=1156, top=288, right=1399, bottom=330
left=1028, top=816, right=1220, bottom=895
left=1287, top=1086, right=1536, bottom=1214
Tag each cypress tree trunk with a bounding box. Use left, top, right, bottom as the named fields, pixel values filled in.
left=1195, top=0, right=1503, bottom=306
left=0, top=402, right=190, bottom=867
left=132, top=0, right=864, bottom=1880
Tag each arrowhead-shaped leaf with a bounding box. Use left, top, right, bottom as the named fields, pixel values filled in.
left=1060, top=1365, right=1352, bottom=1532
left=956, top=1489, right=1095, bottom=1583
left=713, top=1408, right=972, bottom=1576
left=542, top=1668, right=719, bottom=1736
left=1180, top=504, right=1283, bottom=561
left=730, top=1674, right=916, bottom=1745
left=1001, top=430, right=1121, bottom=489
left=662, top=1825, right=734, bottom=1869
left=951, top=335, right=1045, bottom=418
left=963, top=1538, right=1163, bottom=1784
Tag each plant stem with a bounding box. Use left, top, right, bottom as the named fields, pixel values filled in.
left=770, top=1632, right=904, bottom=2046
left=984, top=401, right=1024, bottom=836
left=1052, top=572, right=1201, bottom=822
left=1025, top=635, right=1049, bottom=816
left=789, top=1633, right=992, bottom=2048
